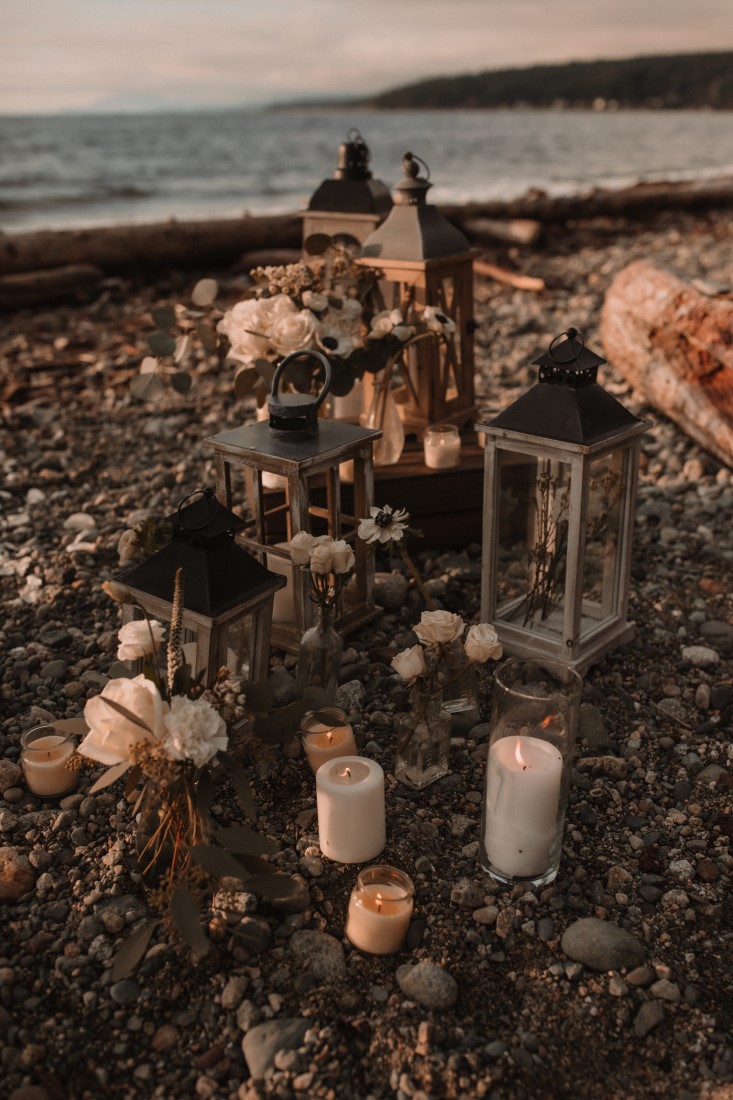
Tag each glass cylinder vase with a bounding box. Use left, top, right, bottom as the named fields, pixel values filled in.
left=438, top=638, right=479, bottom=719
left=295, top=603, right=343, bottom=704
left=395, top=682, right=451, bottom=790
left=479, top=658, right=582, bottom=887
left=135, top=777, right=209, bottom=888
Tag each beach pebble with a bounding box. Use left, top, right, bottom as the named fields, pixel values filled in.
left=681, top=645, right=719, bottom=668
left=242, top=1018, right=310, bottom=1079
left=335, top=679, right=366, bottom=713
left=0, top=847, right=35, bottom=901
left=288, top=930, right=346, bottom=982
left=561, top=917, right=646, bottom=971
left=374, top=572, right=409, bottom=611
left=633, top=1000, right=665, bottom=1038
left=396, top=962, right=458, bottom=1010
left=0, top=760, right=22, bottom=793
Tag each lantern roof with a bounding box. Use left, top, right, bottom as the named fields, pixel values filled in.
left=122, top=489, right=285, bottom=616
left=307, top=131, right=393, bottom=217
left=360, top=152, right=470, bottom=262
left=487, top=328, right=644, bottom=446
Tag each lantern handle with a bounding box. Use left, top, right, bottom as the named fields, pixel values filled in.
left=403, top=151, right=430, bottom=182
left=271, top=349, right=332, bottom=429
left=547, top=327, right=584, bottom=364
left=176, top=486, right=220, bottom=530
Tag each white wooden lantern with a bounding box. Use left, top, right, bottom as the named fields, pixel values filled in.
left=479, top=328, right=650, bottom=673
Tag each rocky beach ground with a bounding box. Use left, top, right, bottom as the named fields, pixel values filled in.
left=0, top=206, right=732, bottom=1100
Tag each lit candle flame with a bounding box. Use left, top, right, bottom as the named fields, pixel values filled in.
left=376, top=891, right=383, bottom=913
left=341, top=767, right=351, bottom=780
left=539, top=714, right=557, bottom=730
left=327, top=731, right=333, bottom=745
left=515, top=738, right=528, bottom=771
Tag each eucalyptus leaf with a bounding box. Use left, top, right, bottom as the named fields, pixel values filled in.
left=303, top=233, right=332, bottom=257
left=170, top=371, right=193, bottom=395
left=256, top=382, right=268, bottom=407
left=110, top=921, right=158, bottom=981
left=170, top=886, right=209, bottom=955
left=234, top=366, right=259, bottom=399
left=254, top=359, right=275, bottom=385
left=147, top=330, right=177, bottom=357
left=235, top=854, right=277, bottom=877
left=151, top=305, right=177, bottom=331
left=246, top=873, right=302, bottom=899
left=89, top=759, right=130, bottom=794
left=196, top=771, right=215, bottom=813
left=254, top=698, right=313, bottom=745
left=140, top=356, right=159, bottom=374
left=196, top=321, right=218, bottom=352
left=214, top=824, right=280, bottom=857
left=328, top=365, right=356, bottom=397
left=123, top=765, right=142, bottom=800
left=189, top=844, right=250, bottom=881
left=191, top=278, right=219, bottom=307
left=100, top=697, right=153, bottom=734
left=174, top=334, right=191, bottom=364
left=240, top=681, right=274, bottom=713
left=221, top=755, right=257, bottom=820
left=130, top=372, right=166, bottom=403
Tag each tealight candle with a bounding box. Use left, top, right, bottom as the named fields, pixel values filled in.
left=423, top=423, right=461, bottom=469
left=316, top=756, right=385, bottom=863
left=21, top=725, right=78, bottom=798
left=301, top=708, right=357, bottom=774
left=345, top=865, right=414, bottom=954
left=483, top=735, right=563, bottom=879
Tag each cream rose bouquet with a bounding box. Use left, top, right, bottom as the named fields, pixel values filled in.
left=75, top=570, right=300, bottom=975
left=391, top=610, right=503, bottom=722
left=289, top=531, right=356, bottom=611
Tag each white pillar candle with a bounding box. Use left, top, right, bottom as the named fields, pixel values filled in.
left=266, top=542, right=296, bottom=624
left=484, top=735, right=563, bottom=879
left=21, top=728, right=78, bottom=798
left=302, top=715, right=357, bottom=774
left=423, top=424, right=461, bottom=469
left=316, top=756, right=385, bottom=863
left=345, top=865, right=414, bottom=954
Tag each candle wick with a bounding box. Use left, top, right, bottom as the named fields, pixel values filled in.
left=344, top=768, right=351, bottom=778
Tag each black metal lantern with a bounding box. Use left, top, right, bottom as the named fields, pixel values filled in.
left=301, top=130, right=393, bottom=249
left=479, top=328, right=651, bottom=673
left=357, top=152, right=478, bottom=432
left=119, top=488, right=285, bottom=685
left=267, top=350, right=332, bottom=440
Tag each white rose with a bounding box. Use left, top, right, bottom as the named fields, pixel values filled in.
left=391, top=644, right=427, bottom=681
left=218, top=298, right=280, bottom=363
left=290, top=530, right=317, bottom=566
left=80, top=675, right=168, bottom=766
left=330, top=539, right=355, bottom=575
left=302, top=290, right=329, bottom=312
left=269, top=308, right=321, bottom=357
left=310, top=541, right=334, bottom=575
left=117, top=618, right=165, bottom=661
left=162, top=695, right=228, bottom=768
left=414, top=610, right=465, bottom=646
left=464, top=623, right=503, bottom=663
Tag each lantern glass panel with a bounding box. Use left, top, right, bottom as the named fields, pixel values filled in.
left=495, top=452, right=571, bottom=641
left=222, top=615, right=256, bottom=679
left=579, top=449, right=625, bottom=639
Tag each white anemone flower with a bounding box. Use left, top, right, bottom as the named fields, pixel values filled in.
left=357, top=504, right=409, bottom=545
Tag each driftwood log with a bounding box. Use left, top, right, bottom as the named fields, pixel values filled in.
left=600, top=260, right=733, bottom=467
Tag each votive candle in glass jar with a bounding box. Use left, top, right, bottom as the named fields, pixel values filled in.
left=20, top=725, right=78, bottom=798
left=423, top=423, right=461, bottom=469
left=479, top=658, right=582, bottom=886
left=345, top=865, right=414, bottom=954
left=301, top=707, right=357, bottom=773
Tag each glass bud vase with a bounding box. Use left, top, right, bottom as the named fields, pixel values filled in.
left=363, top=380, right=405, bottom=466
left=395, top=682, right=451, bottom=790
left=135, top=778, right=209, bottom=888
left=439, top=638, right=479, bottom=720
left=295, top=603, right=343, bottom=704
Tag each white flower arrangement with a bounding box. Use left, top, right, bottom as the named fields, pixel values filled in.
left=391, top=610, right=503, bottom=695
left=289, top=532, right=356, bottom=610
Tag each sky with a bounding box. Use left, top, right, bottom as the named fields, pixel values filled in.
left=2, top=0, right=732, bottom=114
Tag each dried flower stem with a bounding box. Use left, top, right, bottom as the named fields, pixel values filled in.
left=396, top=544, right=436, bottom=611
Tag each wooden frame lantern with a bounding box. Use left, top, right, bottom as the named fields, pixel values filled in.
left=301, top=130, right=392, bottom=250
left=207, top=352, right=382, bottom=653
left=358, top=152, right=477, bottom=434
left=119, top=488, right=285, bottom=686
left=479, top=328, right=650, bottom=673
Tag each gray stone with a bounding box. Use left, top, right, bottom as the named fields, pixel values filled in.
left=560, top=917, right=646, bottom=972
left=650, top=978, right=680, bottom=1002
left=396, top=962, right=458, bottom=1010
left=450, top=878, right=484, bottom=909
left=109, top=979, right=140, bottom=1005
left=374, top=571, right=409, bottom=612
left=288, top=930, right=346, bottom=982
left=633, top=999, right=665, bottom=1038
left=221, top=975, right=250, bottom=1010
left=269, top=667, right=297, bottom=707
left=681, top=644, right=719, bottom=668
left=41, top=659, right=68, bottom=681
left=699, top=620, right=733, bottom=654
left=0, top=760, right=22, bottom=793
left=579, top=704, right=611, bottom=751
left=242, top=1017, right=310, bottom=1079
left=335, top=679, right=366, bottom=714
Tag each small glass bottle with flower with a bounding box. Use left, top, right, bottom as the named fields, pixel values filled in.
left=391, top=612, right=503, bottom=789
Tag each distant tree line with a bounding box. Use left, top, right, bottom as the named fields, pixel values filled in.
left=363, top=52, right=733, bottom=110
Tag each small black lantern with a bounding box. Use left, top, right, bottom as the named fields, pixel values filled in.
left=479, top=328, right=651, bottom=673
left=119, top=488, right=285, bottom=685
left=267, top=350, right=331, bottom=440
left=301, top=130, right=393, bottom=249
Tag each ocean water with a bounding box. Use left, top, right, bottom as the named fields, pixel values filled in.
left=1, top=107, right=732, bottom=233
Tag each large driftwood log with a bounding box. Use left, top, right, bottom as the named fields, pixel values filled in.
left=0, top=214, right=302, bottom=277
left=600, top=260, right=733, bottom=467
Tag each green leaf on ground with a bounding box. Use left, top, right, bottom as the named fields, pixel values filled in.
left=110, top=921, right=158, bottom=981
left=170, top=886, right=209, bottom=955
